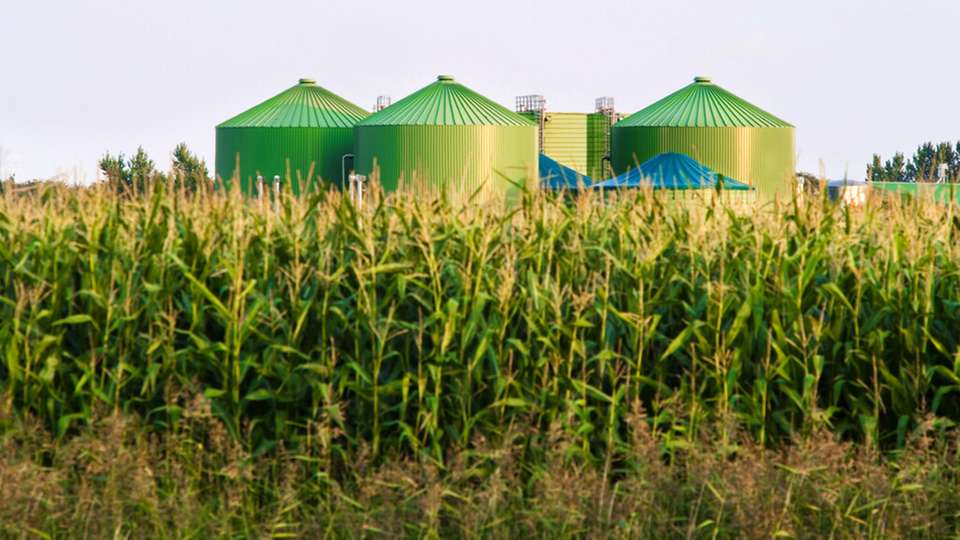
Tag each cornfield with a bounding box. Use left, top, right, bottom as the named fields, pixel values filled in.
left=3, top=181, right=960, bottom=536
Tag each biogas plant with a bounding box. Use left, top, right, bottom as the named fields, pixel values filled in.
left=215, top=75, right=796, bottom=201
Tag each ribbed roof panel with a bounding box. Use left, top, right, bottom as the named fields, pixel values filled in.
left=617, top=77, right=793, bottom=128
left=357, top=75, right=535, bottom=127
left=217, top=79, right=368, bottom=128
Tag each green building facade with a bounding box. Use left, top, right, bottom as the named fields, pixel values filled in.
left=587, top=112, right=618, bottom=180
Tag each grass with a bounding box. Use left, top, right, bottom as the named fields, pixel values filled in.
left=2, top=180, right=960, bottom=537
left=5, top=406, right=960, bottom=537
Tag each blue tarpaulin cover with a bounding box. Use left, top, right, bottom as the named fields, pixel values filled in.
left=593, top=153, right=752, bottom=191
left=539, top=153, right=593, bottom=190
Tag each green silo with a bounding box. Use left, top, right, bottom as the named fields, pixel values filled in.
left=353, top=75, right=537, bottom=202
left=612, top=77, right=795, bottom=198
left=215, top=78, right=368, bottom=195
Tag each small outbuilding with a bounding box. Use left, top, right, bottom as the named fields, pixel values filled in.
left=827, top=179, right=869, bottom=206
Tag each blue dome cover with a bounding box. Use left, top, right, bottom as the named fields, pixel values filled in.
left=540, top=153, right=593, bottom=190
left=595, top=152, right=752, bottom=191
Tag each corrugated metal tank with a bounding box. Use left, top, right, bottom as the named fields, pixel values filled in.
left=354, top=75, right=537, bottom=202
left=612, top=77, right=795, bottom=198
left=521, top=112, right=588, bottom=176
left=215, top=78, right=368, bottom=195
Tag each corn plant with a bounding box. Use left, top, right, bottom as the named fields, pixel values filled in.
left=1, top=181, right=959, bottom=475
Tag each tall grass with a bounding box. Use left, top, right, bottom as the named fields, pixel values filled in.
left=2, top=181, right=960, bottom=535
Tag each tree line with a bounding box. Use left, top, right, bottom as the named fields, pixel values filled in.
left=99, top=143, right=210, bottom=194
left=868, top=141, right=960, bottom=183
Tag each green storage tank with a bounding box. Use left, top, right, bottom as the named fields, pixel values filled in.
left=354, top=75, right=537, bottom=202
left=215, top=78, right=368, bottom=195
left=612, top=77, right=795, bottom=198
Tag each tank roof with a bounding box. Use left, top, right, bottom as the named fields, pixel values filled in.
left=217, top=80, right=368, bottom=129
left=617, top=77, right=793, bottom=128
left=356, top=75, right=534, bottom=127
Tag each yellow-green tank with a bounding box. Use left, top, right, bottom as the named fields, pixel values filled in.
left=354, top=75, right=538, bottom=202
left=520, top=111, right=615, bottom=180
left=521, top=112, right=588, bottom=176
left=612, top=77, right=795, bottom=198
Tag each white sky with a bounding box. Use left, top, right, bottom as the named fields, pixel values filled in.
left=2, top=0, right=958, bottom=183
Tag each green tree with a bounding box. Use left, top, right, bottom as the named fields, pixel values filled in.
left=128, top=147, right=156, bottom=193
left=171, top=142, right=209, bottom=192
left=935, top=142, right=956, bottom=182
left=867, top=141, right=960, bottom=183
left=951, top=141, right=960, bottom=182
left=867, top=154, right=884, bottom=182
left=99, top=147, right=160, bottom=194
left=884, top=153, right=907, bottom=182
left=906, top=142, right=937, bottom=182
left=99, top=152, right=130, bottom=190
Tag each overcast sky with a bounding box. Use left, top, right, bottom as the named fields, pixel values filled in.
left=2, top=0, right=958, bottom=182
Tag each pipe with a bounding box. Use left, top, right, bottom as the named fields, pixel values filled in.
left=342, top=154, right=354, bottom=187
left=601, top=155, right=612, bottom=178
left=273, top=175, right=280, bottom=212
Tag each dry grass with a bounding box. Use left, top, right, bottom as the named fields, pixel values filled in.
left=3, top=405, right=960, bottom=538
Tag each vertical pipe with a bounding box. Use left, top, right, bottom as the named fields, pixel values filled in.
left=342, top=154, right=354, bottom=187
left=273, top=175, right=280, bottom=212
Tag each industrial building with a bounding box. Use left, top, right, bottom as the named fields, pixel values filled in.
left=353, top=75, right=537, bottom=202
left=215, top=78, right=368, bottom=194
left=215, top=75, right=797, bottom=200
left=517, top=96, right=623, bottom=181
